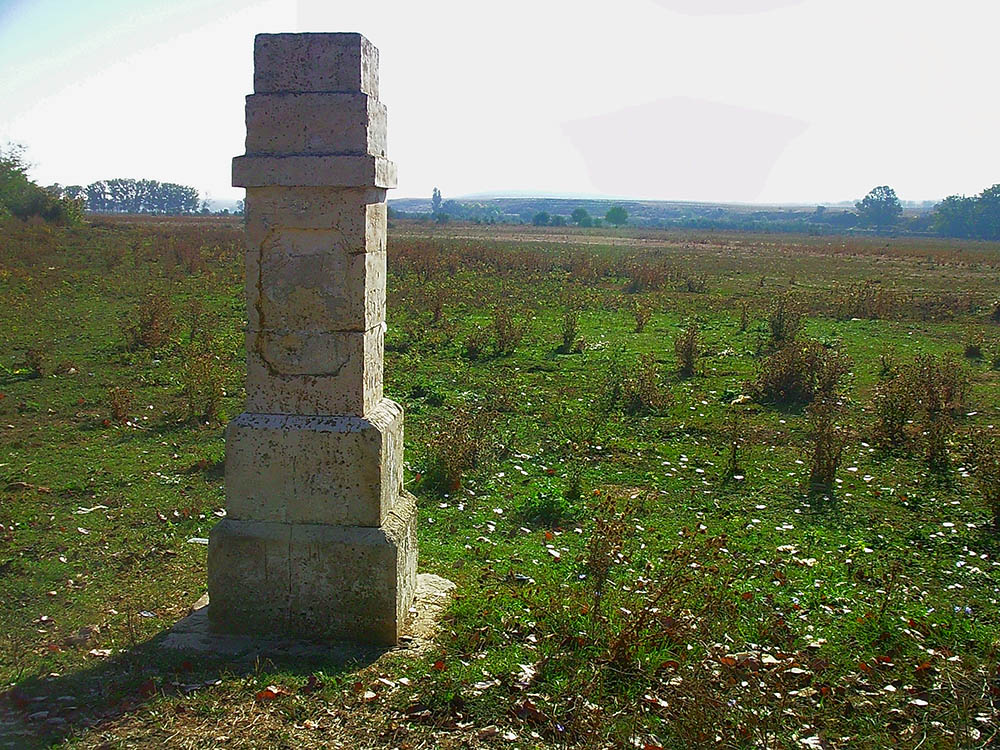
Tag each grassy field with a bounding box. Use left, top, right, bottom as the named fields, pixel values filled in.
left=1, top=215, right=999, bottom=748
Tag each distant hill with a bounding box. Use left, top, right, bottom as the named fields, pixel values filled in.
left=388, top=194, right=937, bottom=233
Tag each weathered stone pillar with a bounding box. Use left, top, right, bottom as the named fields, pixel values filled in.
left=208, top=32, right=417, bottom=645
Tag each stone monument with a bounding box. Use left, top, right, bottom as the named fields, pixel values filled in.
left=207, top=32, right=417, bottom=645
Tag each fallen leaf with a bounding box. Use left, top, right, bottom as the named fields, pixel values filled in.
left=255, top=685, right=289, bottom=701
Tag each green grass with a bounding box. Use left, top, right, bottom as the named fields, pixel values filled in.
left=1, top=216, right=999, bottom=748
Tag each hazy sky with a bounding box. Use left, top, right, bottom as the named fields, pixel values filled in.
left=1, top=0, right=996, bottom=204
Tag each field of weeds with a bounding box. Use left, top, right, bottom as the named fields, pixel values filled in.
left=1, top=215, right=999, bottom=748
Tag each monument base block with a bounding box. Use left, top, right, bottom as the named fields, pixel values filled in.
left=225, top=400, right=404, bottom=527
left=207, top=492, right=417, bottom=645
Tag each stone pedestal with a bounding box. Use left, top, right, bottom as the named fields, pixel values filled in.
left=208, top=32, right=416, bottom=645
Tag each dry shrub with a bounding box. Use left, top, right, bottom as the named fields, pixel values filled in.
left=767, top=293, right=802, bottom=345
left=899, top=291, right=978, bottom=322
left=123, top=293, right=173, bottom=351
left=833, top=279, right=899, bottom=320
left=673, top=323, right=699, bottom=377
left=492, top=304, right=529, bottom=356
left=871, top=375, right=914, bottom=448
left=872, top=353, right=970, bottom=465
left=806, top=398, right=847, bottom=492
left=461, top=327, right=489, bottom=361
left=107, top=385, right=133, bottom=424
left=968, top=428, right=1000, bottom=528
left=24, top=347, right=50, bottom=377
left=910, top=353, right=968, bottom=418
left=724, top=403, right=749, bottom=479
left=963, top=333, right=984, bottom=359
left=558, top=308, right=582, bottom=354
left=632, top=301, right=652, bottom=333
left=878, top=349, right=898, bottom=378
left=182, top=299, right=218, bottom=350
left=753, top=340, right=850, bottom=405
left=739, top=299, right=750, bottom=332
left=682, top=274, right=708, bottom=293
left=421, top=403, right=498, bottom=494
left=430, top=287, right=445, bottom=325
left=608, top=353, right=672, bottom=415
left=521, top=519, right=743, bottom=745
left=584, top=493, right=635, bottom=606
left=623, top=261, right=679, bottom=293
left=181, top=351, right=225, bottom=423
left=911, top=354, right=968, bottom=467
left=172, top=239, right=205, bottom=275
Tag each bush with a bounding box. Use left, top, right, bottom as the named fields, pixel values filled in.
left=492, top=305, right=529, bottom=356
left=461, top=327, right=489, bottom=361
left=0, top=144, right=84, bottom=225
left=968, top=428, right=1000, bottom=529
left=631, top=301, right=652, bottom=333
left=910, top=353, right=968, bottom=467
left=608, top=353, right=671, bottom=416
left=806, top=398, right=847, bottom=492
left=181, top=351, right=225, bottom=423
left=871, top=375, right=915, bottom=448
left=420, top=404, right=498, bottom=494
left=869, top=353, right=970, bottom=465
left=910, top=353, right=968, bottom=419
left=24, top=347, right=50, bottom=378
left=674, top=323, right=699, bottom=377
left=767, top=294, right=802, bottom=345
left=407, top=376, right=445, bottom=406
left=107, top=385, right=134, bottom=424
left=123, top=293, right=173, bottom=351
left=558, top=308, right=582, bottom=354
left=753, top=340, right=850, bottom=405
left=516, top=488, right=574, bottom=527
left=833, top=280, right=899, bottom=320
left=964, top=334, right=984, bottom=359
left=683, top=274, right=708, bottom=293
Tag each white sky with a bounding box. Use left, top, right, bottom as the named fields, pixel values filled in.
left=1, top=0, right=996, bottom=204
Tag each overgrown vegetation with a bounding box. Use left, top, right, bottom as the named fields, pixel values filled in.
left=0, top=144, right=83, bottom=224
left=2, top=217, right=999, bottom=749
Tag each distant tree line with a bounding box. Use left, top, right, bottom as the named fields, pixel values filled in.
left=931, top=185, right=1000, bottom=240
left=533, top=205, right=629, bottom=227
left=51, top=178, right=202, bottom=214
left=853, top=183, right=1000, bottom=240
left=404, top=184, right=1000, bottom=240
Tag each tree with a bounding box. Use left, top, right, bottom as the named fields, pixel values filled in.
left=973, top=184, right=1000, bottom=240
left=931, top=185, right=1000, bottom=240
left=605, top=204, right=628, bottom=226
left=855, top=185, right=902, bottom=231
left=0, top=143, right=82, bottom=223
left=571, top=207, right=590, bottom=226
left=431, top=187, right=442, bottom=214
left=932, top=194, right=976, bottom=238
left=532, top=211, right=550, bottom=226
